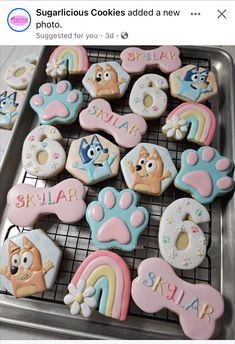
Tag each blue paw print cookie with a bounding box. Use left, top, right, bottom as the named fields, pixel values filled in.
left=86, top=187, right=149, bottom=251
left=175, top=146, right=234, bottom=204
left=30, top=81, right=83, bottom=125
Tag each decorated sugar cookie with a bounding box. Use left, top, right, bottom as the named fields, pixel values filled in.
left=86, top=187, right=149, bottom=251
left=162, top=102, right=216, bottom=145
left=120, top=46, right=182, bottom=74
left=22, top=125, right=66, bottom=178
left=175, top=146, right=234, bottom=204
left=169, top=65, right=217, bottom=103
left=121, top=143, right=177, bottom=196
left=82, top=61, right=130, bottom=99
left=0, top=88, right=25, bottom=129
left=131, top=258, right=224, bottom=339
left=4, top=54, right=37, bottom=90
left=30, top=81, right=83, bottom=125
left=0, top=229, right=62, bottom=298
left=159, top=198, right=209, bottom=270
left=129, top=74, right=168, bottom=120
left=7, top=179, right=86, bottom=227
left=47, top=45, right=89, bottom=75
left=79, top=99, right=147, bottom=148
left=64, top=250, right=131, bottom=320
left=66, top=134, right=120, bottom=185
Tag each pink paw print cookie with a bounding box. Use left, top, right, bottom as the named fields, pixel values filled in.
left=30, top=81, right=83, bottom=125
left=175, top=146, right=234, bottom=204
left=131, top=258, right=224, bottom=339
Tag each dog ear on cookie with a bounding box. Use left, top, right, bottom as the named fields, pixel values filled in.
left=8, top=240, right=20, bottom=255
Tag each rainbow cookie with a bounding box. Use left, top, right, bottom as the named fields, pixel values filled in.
left=121, top=143, right=177, bottom=196
left=120, top=46, right=182, bottom=74
left=82, top=61, right=131, bottom=99
left=0, top=229, right=62, bottom=298
left=86, top=187, right=149, bottom=251
left=64, top=250, right=131, bottom=320
left=162, top=102, right=216, bottom=145
left=175, top=146, right=234, bottom=204
left=169, top=65, right=217, bottom=103
left=47, top=45, right=89, bottom=75
left=131, top=258, right=224, bottom=339
left=30, top=81, right=83, bottom=125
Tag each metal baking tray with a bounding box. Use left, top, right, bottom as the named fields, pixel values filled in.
left=0, top=46, right=234, bottom=339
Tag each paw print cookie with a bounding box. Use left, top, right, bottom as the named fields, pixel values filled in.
left=159, top=198, right=209, bottom=270
left=175, top=146, right=234, bottom=204
left=169, top=65, right=217, bottom=103
left=129, top=74, right=168, bottom=120
left=82, top=61, right=130, bottom=99
left=64, top=250, right=131, bottom=320
left=0, top=88, right=25, bottom=129
left=131, top=258, right=224, bottom=339
left=162, top=102, right=216, bottom=145
left=0, top=229, right=62, bottom=298
left=86, top=187, right=149, bottom=251
left=121, top=143, right=177, bottom=196
left=30, top=81, right=83, bottom=125
left=66, top=134, right=120, bottom=185
left=22, top=125, right=66, bottom=178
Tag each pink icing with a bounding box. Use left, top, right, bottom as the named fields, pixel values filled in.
left=79, top=99, right=147, bottom=148
left=131, top=258, right=224, bottom=339
left=72, top=250, right=131, bottom=321
left=217, top=176, right=233, bottom=190
left=92, top=204, right=104, bottom=222
left=56, top=80, right=68, bottom=94
left=130, top=210, right=145, bottom=228
left=202, top=147, right=215, bottom=162
left=183, top=170, right=213, bottom=197
left=97, top=217, right=131, bottom=244
left=119, top=192, right=133, bottom=209
left=67, top=90, right=78, bottom=103
left=104, top=190, right=116, bottom=209
left=42, top=100, right=69, bottom=120
left=187, top=152, right=198, bottom=166
left=42, top=84, right=52, bottom=96
left=120, top=46, right=181, bottom=74
left=216, top=158, right=231, bottom=171
left=7, top=179, right=86, bottom=227
left=166, top=102, right=216, bottom=145
left=32, top=95, right=44, bottom=107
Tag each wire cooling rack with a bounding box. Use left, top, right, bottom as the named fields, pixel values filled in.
left=2, top=47, right=212, bottom=324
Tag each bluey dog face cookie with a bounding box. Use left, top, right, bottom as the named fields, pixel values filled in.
left=82, top=61, right=130, bottom=99
left=66, top=134, right=120, bottom=185
left=0, top=88, right=25, bottom=129
left=121, top=143, right=177, bottom=196
left=169, top=65, right=217, bottom=103
left=0, top=229, right=62, bottom=298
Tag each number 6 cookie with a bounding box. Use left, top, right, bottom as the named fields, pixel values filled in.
left=22, top=125, right=66, bottom=178
left=159, top=198, right=209, bottom=270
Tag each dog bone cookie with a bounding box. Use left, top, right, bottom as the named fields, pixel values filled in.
left=86, top=187, right=149, bottom=251
left=162, top=102, right=216, bottom=145
left=82, top=61, right=130, bottom=99
left=0, top=229, right=62, bottom=298
left=120, top=46, right=182, bottom=74
left=121, top=143, right=177, bottom=196
left=129, top=74, right=168, bottom=120
left=79, top=99, right=147, bottom=148
left=7, top=179, right=86, bottom=227
left=169, top=65, right=218, bottom=103
left=0, top=88, right=25, bottom=129
left=175, top=146, right=234, bottom=204
left=47, top=45, right=89, bottom=76
left=30, top=80, right=83, bottom=125
left=131, top=257, right=224, bottom=339
left=22, top=125, right=66, bottom=178
left=159, top=198, right=209, bottom=270
left=64, top=250, right=131, bottom=320
left=66, top=134, right=120, bottom=185
left=4, top=54, right=37, bottom=90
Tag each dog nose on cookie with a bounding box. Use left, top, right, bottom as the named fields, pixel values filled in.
left=102, top=148, right=108, bottom=153
left=135, top=165, right=142, bottom=171
left=11, top=266, right=18, bottom=275
left=95, top=77, right=102, bottom=82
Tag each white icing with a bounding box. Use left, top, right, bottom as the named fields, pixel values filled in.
left=162, top=116, right=188, bottom=140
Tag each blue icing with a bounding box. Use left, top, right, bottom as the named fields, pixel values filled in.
left=184, top=115, right=199, bottom=140
left=93, top=277, right=109, bottom=315
left=0, top=91, right=18, bottom=128
left=62, top=53, right=74, bottom=72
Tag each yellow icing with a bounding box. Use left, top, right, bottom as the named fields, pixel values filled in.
left=180, top=110, right=206, bottom=141
left=57, top=49, right=79, bottom=73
